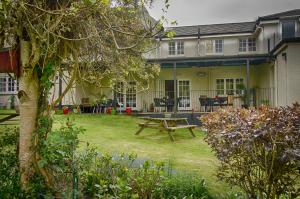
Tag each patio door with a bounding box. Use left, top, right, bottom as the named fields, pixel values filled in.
left=114, top=82, right=137, bottom=109
left=178, top=80, right=191, bottom=110
left=165, top=80, right=174, bottom=99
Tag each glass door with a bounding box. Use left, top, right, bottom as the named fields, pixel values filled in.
left=178, top=80, right=191, bottom=110
left=126, top=82, right=137, bottom=108
left=114, top=82, right=137, bottom=109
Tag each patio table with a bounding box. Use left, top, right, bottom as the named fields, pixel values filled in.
left=135, top=117, right=197, bottom=141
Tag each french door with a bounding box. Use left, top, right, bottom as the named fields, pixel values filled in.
left=178, top=80, right=191, bottom=110
left=113, top=82, right=137, bottom=109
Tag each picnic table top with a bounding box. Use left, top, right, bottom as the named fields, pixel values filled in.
left=0, top=113, right=18, bottom=115
left=139, top=117, right=188, bottom=121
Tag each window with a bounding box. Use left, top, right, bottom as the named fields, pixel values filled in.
left=168, top=42, right=176, bottom=55
left=177, top=41, right=184, bottom=55
left=239, top=38, right=256, bottom=52
left=226, top=79, right=234, bottom=95
left=216, top=79, right=225, bottom=95
left=178, top=80, right=191, bottom=109
left=282, top=20, right=295, bottom=39
left=235, top=78, right=244, bottom=95
left=114, top=82, right=124, bottom=105
left=239, top=39, right=247, bottom=52
left=216, top=78, right=244, bottom=95
left=126, top=82, right=136, bottom=108
left=0, top=75, right=18, bottom=93
left=215, top=39, right=223, bottom=53
left=0, top=77, right=6, bottom=92
left=8, top=78, right=15, bottom=92
left=114, top=82, right=137, bottom=108
left=168, top=41, right=184, bottom=55
left=248, top=38, right=256, bottom=51
left=206, top=39, right=223, bottom=54
left=206, top=40, right=213, bottom=54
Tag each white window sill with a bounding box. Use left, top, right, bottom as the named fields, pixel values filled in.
left=167, top=54, right=185, bottom=57
left=205, top=52, right=224, bottom=56
left=238, top=51, right=256, bottom=54
left=0, top=92, right=18, bottom=95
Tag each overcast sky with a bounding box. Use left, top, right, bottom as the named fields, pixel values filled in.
left=147, top=0, right=300, bottom=26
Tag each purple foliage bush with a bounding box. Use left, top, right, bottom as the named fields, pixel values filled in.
left=201, top=104, right=300, bottom=199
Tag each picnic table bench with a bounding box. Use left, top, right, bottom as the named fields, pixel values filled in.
left=136, top=117, right=197, bottom=141
left=0, top=113, right=19, bottom=125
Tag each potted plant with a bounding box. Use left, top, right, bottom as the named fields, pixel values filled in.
left=62, top=106, right=69, bottom=115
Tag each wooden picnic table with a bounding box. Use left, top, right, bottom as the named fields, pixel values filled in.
left=0, top=113, right=19, bottom=125
left=135, top=117, right=197, bottom=141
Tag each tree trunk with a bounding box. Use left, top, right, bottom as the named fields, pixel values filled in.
left=18, top=40, right=40, bottom=189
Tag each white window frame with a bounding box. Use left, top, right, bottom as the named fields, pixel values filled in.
left=216, top=78, right=244, bottom=96
left=0, top=75, right=18, bottom=94
left=177, top=79, right=192, bottom=110
left=238, top=38, right=256, bottom=53
left=126, top=82, right=137, bottom=108
left=168, top=41, right=185, bottom=56
left=113, top=81, right=137, bottom=110
left=205, top=39, right=224, bottom=55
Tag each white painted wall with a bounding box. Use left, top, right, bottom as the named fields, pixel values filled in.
left=275, top=43, right=300, bottom=106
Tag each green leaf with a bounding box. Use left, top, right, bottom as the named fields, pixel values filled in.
left=38, top=159, right=47, bottom=168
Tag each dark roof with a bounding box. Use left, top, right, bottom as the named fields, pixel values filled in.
left=147, top=54, right=272, bottom=68
left=258, top=9, right=300, bottom=21
left=163, top=21, right=256, bottom=37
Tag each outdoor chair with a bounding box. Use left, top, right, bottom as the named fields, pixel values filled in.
left=111, top=99, right=124, bottom=113
left=154, top=98, right=166, bottom=112
left=99, top=102, right=107, bottom=113
left=80, top=97, right=92, bottom=113
left=166, top=98, right=174, bottom=112
left=227, top=95, right=234, bottom=106
left=218, top=97, right=228, bottom=107
left=199, top=97, right=211, bottom=112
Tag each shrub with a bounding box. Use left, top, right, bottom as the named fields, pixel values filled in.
left=0, top=122, right=211, bottom=198
left=38, top=119, right=85, bottom=197
left=158, top=172, right=211, bottom=199
left=0, top=127, right=21, bottom=198
left=79, top=152, right=165, bottom=198
left=201, top=105, right=300, bottom=199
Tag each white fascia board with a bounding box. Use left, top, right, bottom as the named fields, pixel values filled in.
left=160, top=33, right=253, bottom=41
left=200, top=33, right=253, bottom=38
left=259, top=20, right=279, bottom=25
left=161, top=36, right=198, bottom=41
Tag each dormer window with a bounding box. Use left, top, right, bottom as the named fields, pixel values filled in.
left=206, top=39, right=223, bottom=54
left=239, top=38, right=256, bottom=52
left=168, top=41, right=184, bottom=55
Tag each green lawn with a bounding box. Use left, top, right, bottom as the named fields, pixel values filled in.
left=54, top=114, right=233, bottom=196
left=0, top=109, right=234, bottom=196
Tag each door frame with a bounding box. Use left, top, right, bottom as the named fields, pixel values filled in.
left=177, top=79, right=192, bottom=110
left=112, top=82, right=138, bottom=111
